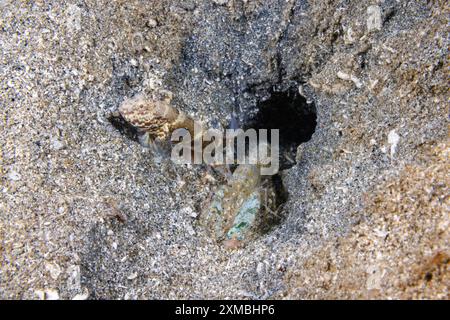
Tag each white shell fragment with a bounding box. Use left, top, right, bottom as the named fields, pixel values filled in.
left=45, top=289, right=60, bottom=300
left=127, top=272, right=138, bottom=280
left=387, top=129, right=400, bottom=157
left=72, top=289, right=90, bottom=300
left=45, top=262, right=62, bottom=280
left=7, top=169, right=21, bottom=181
left=367, top=5, right=382, bottom=32
left=337, top=71, right=362, bottom=88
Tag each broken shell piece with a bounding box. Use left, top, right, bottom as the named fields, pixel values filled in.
left=127, top=272, right=138, bottom=280
left=367, top=5, right=382, bottom=32
left=337, top=71, right=362, bottom=88
left=387, top=129, right=400, bottom=157
left=45, top=262, right=62, bottom=280
left=72, top=288, right=90, bottom=300
left=44, top=289, right=60, bottom=300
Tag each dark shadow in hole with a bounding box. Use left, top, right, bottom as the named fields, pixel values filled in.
left=238, top=86, right=317, bottom=235
left=244, top=87, right=317, bottom=170
left=108, top=112, right=140, bottom=143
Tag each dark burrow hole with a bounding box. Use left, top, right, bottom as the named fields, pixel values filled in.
left=244, top=86, right=317, bottom=171
left=241, top=86, right=317, bottom=233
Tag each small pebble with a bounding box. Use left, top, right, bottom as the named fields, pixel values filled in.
left=147, top=18, right=157, bottom=28
left=7, top=170, right=21, bottom=181
left=50, top=137, right=65, bottom=150
left=128, top=272, right=138, bottom=280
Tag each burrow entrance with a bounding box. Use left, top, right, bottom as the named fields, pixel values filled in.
left=236, top=86, right=317, bottom=234
left=244, top=86, right=317, bottom=171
